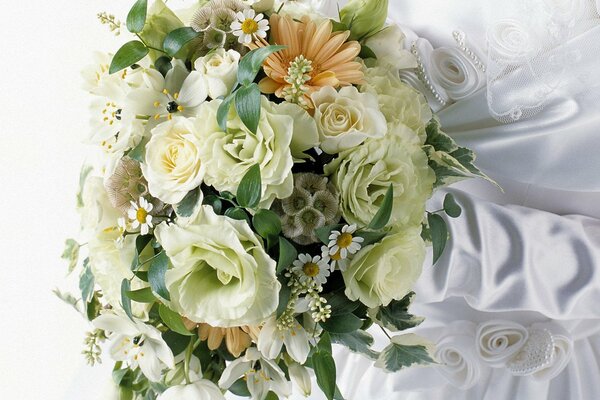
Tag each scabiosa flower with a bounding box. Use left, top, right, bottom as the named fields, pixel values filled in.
left=231, top=9, right=269, bottom=44
left=127, top=197, right=154, bottom=235
left=328, top=224, right=364, bottom=259
left=105, top=157, right=150, bottom=213
left=292, top=254, right=330, bottom=285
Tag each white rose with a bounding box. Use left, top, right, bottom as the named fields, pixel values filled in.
left=196, top=98, right=294, bottom=207
left=158, top=379, right=225, bottom=400
left=155, top=206, right=280, bottom=327
left=194, top=49, right=240, bottom=99
left=361, top=66, right=432, bottom=141
left=364, top=25, right=417, bottom=71
left=142, top=116, right=206, bottom=204
left=342, top=227, right=425, bottom=308
left=311, top=86, right=387, bottom=154
left=324, top=123, right=435, bottom=227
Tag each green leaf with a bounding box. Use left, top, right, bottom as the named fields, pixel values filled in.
left=323, top=291, right=359, bottom=316
left=154, top=56, right=173, bottom=77
left=276, top=237, right=297, bottom=274
left=425, top=118, right=459, bottom=153
left=229, top=378, right=251, bottom=397
left=376, top=338, right=435, bottom=372
left=109, top=41, right=149, bottom=74
left=224, top=207, right=250, bottom=223
left=428, top=213, right=448, bottom=265
left=371, top=292, right=424, bottom=332
left=330, top=330, right=379, bottom=360
left=331, top=20, right=349, bottom=32
left=158, top=304, right=194, bottom=336
left=112, top=368, right=129, bottom=385
left=148, top=252, right=171, bottom=301
left=265, top=392, right=279, bottom=400
left=62, top=239, right=80, bottom=274
left=355, top=231, right=386, bottom=247
left=217, top=91, right=236, bottom=132
left=119, top=387, right=134, bottom=400
left=126, top=0, right=148, bottom=33
left=235, top=83, right=261, bottom=134
left=79, top=259, right=94, bottom=304
left=175, top=187, right=202, bottom=218
left=120, top=279, right=134, bottom=321
left=236, top=164, right=261, bottom=208
left=76, top=165, right=93, bottom=208
left=136, top=234, right=153, bottom=255
left=313, top=351, right=336, bottom=400
left=443, top=193, right=462, bottom=218
left=276, top=283, right=292, bottom=319
left=368, top=184, right=393, bottom=230
left=127, top=137, right=149, bottom=163
left=163, top=27, right=200, bottom=57
left=317, top=332, right=333, bottom=354
left=315, top=224, right=344, bottom=245
left=252, top=209, right=282, bottom=244
left=53, top=288, right=80, bottom=313
left=237, top=45, right=286, bottom=85
left=359, top=44, right=377, bottom=59
left=321, top=313, right=363, bottom=333
left=203, top=195, right=223, bottom=214
left=125, top=287, right=156, bottom=303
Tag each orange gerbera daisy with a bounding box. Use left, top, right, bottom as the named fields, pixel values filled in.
left=250, top=14, right=363, bottom=108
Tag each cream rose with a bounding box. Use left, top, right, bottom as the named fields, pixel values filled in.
left=324, top=123, right=435, bottom=227
left=361, top=66, right=432, bottom=142
left=194, top=49, right=240, bottom=99
left=342, top=227, right=425, bottom=308
left=195, top=98, right=294, bottom=207
left=142, top=116, right=206, bottom=204
left=155, top=206, right=280, bottom=327
left=364, top=25, right=417, bottom=71
left=311, top=86, right=387, bottom=154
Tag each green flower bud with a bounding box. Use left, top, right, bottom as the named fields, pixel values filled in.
left=139, top=0, right=184, bottom=60
left=340, top=0, right=389, bottom=41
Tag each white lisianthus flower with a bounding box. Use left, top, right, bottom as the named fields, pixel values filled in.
left=141, top=116, right=206, bottom=204
left=325, top=123, right=435, bottom=227
left=155, top=206, right=280, bottom=327
left=257, top=317, right=311, bottom=363
left=196, top=98, right=294, bottom=207
left=364, top=25, right=417, bottom=71
left=219, top=348, right=292, bottom=400
left=248, top=0, right=275, bottom=13
left=361, top=66, right=433, bottom=142
left=311, top=86, right=387, bottom=154
left=93, top=313, right=175, bottom=382
left=195, top=49, right=240, bottom=99
left=342, top=227, right=425, bottom=308
left=158, top=379, right=225, bottom=400
left=272, top=102, right=319, bottom=160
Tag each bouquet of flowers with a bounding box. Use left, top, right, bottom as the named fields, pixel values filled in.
left=59, top=0, right=491, bottom=399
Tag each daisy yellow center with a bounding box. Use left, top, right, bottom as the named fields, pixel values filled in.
left=303, top=262, right=320, bottom=277
left=337, top=233, right=354, bottom=248
left=241, top=18, right=258, bottom=34
left=331, top=250, right=342, bottom=261
left=136, top=208, right=148, bottom=224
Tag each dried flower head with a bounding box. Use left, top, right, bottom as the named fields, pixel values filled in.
left=104, top=158, right=149, bottom=213
left=273, top=173, right=341, bottom=245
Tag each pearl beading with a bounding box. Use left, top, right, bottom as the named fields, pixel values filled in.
left=411, top=42, right=448, bottom=107
left=453, top=30, right=487, bottom=73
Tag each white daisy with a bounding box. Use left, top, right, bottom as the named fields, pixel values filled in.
left=292, top=253, right=330, bottom=285
left=231, top=9, right=269, bottom=45
left=328, top=224, right=364, bottom=259
left=321, top=245, right=348, bottom=272
left=127, top=197, right=154, bottom=235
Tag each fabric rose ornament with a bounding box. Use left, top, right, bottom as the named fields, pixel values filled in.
left=311, top=86, right=387, bottom=154
left=476, top=320, right=529, bottom=367
left=141, top=116, right=206, bottom=204
left=194, top=49, right=240, bottom=99
left=325, top=123, right=435, bottom=228
left=361, top=66, right=432, bottom=141
left=196, top=98, right=294, bottom=207
left=155, top=206, right=280, bottom=327
left=342, top=227, right=425, bottom=308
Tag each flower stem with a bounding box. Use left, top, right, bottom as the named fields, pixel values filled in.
left=184, top=336, right=202, bottom=384
left=379, top=325, right=392, bottom=340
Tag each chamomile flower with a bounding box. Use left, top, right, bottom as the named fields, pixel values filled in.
left=292, top=253, right=330, bottom=285
left=127, top=197, right=154, bottom=235
left=321, top=245, right=348, bottom=272
left=231, top=9, right=269, bottom=45
left=328, top=224, right=364, bottom=259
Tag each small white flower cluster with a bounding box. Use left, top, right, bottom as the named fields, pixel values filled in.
left=283, top=55, right=313, bottom=108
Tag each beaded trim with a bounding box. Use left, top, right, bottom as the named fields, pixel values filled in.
left=411, top=42, right=448, bottom=106
left=453, top=30, right=487, bottom=73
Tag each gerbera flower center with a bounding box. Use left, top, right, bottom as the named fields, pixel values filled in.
left=303, top=262, right=320, bottom=277
left=337, top=233, right=354, bottom=248
left=241, top=18, right=259, bottom=34
left=136, top=208, right=148, bottom=224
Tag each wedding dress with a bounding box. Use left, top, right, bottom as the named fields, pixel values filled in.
left=326, top=1, right=600, bottom=399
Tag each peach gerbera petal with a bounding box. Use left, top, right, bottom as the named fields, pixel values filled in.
left=259, top=77, right=283, bottom=94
